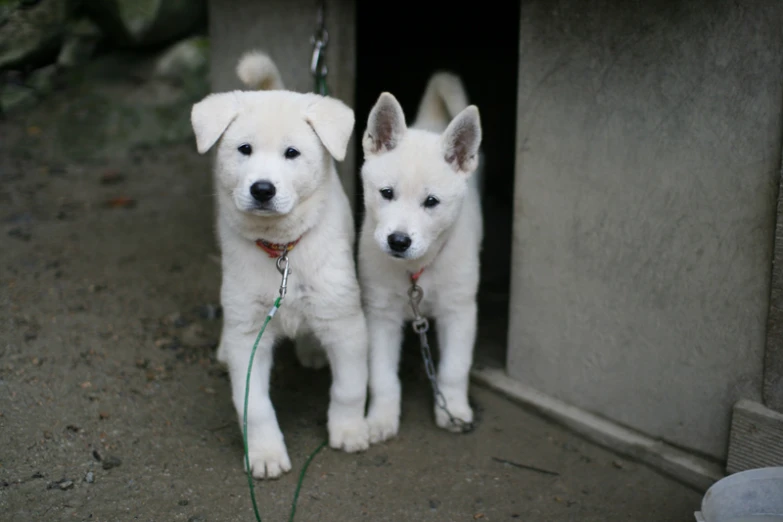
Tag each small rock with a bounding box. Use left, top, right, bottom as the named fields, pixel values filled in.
left=58, top=480, right=74, bottom=490
left=99, top=411, right=110, bottom=420
left=102, top=455, right=121, bottom=470
left=104, top=197, right=136, bottom=209
left=195, top=304, right=222, bottom=320
left=612, top=460, right=625, bottom=470
left=154, top=337, right=179, bottom=350
left=57, top=17, right=102, bottom=68
left=82, top=0, right=207, bottom=48
left=27, top=64, right=58, bottom=95
left=178, top=499, right=189, bottom=506
left=429, top=499, right=440, bottom=510
left=99, top=170, right=125, bottom=185
left=92, top=450, right=102, bottom=462
left=154, top=36, right=209, bottom=80
left=0, top=0, right=75, bottom=70
left=165, top=312, right=189, bottom=328
left=88, top=284, right=105, bottom=293
left=84, top=471, right=94, bottom=484
left=31, top=471, right=44, bottom=479
left=181, top=323, right=210, bottom=348
left=7, top=226, right=32, bottom=241
left=187, top=516, right=205, bottom=522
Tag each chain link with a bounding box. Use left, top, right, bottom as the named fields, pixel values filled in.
left=407, top=282, right=474, bottom=434
left=310, top=0, right=329, bottom=96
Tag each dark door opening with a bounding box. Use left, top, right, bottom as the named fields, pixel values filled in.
left=355, top=2, right=520, bottom=367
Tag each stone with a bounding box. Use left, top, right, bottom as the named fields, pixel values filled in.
left=154, top=36, right=209, bottom=81
left=27, top=64, right=58, bottom=95
left=57, top=17, right=102, bottom=68
left=0, top=0, right=76, bottom=70
left=0, top=83, right=37, bottom=114
left=82, top=0, right=206, bottom=48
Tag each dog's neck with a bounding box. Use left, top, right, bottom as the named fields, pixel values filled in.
left=217, top=181, right=328, bottom=246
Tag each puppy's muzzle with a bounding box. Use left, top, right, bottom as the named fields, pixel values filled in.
left=250, top=180, right=276, bottom=203
left=387, top=232, right=412, bottom=254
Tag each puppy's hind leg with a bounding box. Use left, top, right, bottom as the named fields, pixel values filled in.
left=312, top=311, right=370, bottom=453
left=294, top=331, right=329, bottom=370
left=222, top=325, right=291, bottom=479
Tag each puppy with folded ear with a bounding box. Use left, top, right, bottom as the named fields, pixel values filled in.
left=358, top=72, right=484, bottom=443
left=190, top=51, right=370, bottom=479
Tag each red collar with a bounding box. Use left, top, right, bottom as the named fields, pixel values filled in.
left=409, top=267, right=425, bottom=283
left=255, top=237, right=301, bottom=258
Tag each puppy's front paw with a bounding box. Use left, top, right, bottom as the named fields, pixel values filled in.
left=366, top=405, right=400, bottom=443
left=434, top=399, right=473, bottom=433
left=328, top=417, right=370, bottom=453
left=245, top=439, right=292, bottom=479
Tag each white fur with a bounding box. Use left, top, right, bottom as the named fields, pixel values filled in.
left=191, top=51, right=369, bottom=479
left=358, top=72, right=484, bottom=442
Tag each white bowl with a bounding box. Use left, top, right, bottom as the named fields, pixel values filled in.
left=695, top=467, right=783, bottom=522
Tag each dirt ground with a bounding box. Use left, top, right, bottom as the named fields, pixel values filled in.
left=0, top=53, right=703, bottom=521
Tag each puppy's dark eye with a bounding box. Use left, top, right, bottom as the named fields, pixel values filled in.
left=238, top=144, right=252, bottom=156
left=380, top=187, right=394, bottom=200
left=423, top=195, right=440, bottom=208
left=284, top=147, right=300, bottom=159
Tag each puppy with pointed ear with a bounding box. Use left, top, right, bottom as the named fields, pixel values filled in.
left=362, top=92, right=407, bottom=156
left=188, top=51, right=371, bottom=482
left=357, top=72, right=485, bottom=446
left=441, top=105, right=482, bottom=175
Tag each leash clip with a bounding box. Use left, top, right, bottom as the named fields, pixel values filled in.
left=276, top=251, right=291, bottom=298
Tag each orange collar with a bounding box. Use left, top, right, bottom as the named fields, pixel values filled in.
left=255, top=237, right=301, bottom=258
left=410, top=267, right=425, bottom=283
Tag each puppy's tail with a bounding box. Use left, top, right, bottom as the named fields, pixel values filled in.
left=413, top=72, right=470, bottom=132
left=236, top=50, right=285, bottom=91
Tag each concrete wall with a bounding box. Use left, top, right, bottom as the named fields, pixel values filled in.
left=208, top=0, right=357, bottom=206
left=507, top=0, right=783, bottom=459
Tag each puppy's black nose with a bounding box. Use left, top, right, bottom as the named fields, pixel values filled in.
left=250, top=180, right=276, bottom=202
left=387, top=232, right=412, bottom=253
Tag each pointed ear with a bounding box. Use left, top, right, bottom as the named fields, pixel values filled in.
left=190, top=92, right=240, bottom=154
left=303, top=95, right=355, bottom=162
left=441, top=105, right=482, bottom=174
left=362, top=92, right=407, bottom=156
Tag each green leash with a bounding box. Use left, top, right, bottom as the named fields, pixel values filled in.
left=243, top=4, right=332, bottom=519
left=242, top=296, right=281, bottom=522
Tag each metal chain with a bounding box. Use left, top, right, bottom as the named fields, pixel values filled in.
left=407, top=282, right=474, bottom=433
left=310, top=0, right=329, bottom=96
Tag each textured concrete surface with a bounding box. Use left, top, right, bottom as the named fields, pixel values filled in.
left=508, top=0, right=783, bottom=459
left=0, top=51, right=703, bottom=521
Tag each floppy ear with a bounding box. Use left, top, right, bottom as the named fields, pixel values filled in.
left=304, top=95, right=355, bottom=162
left=190, top=92, right=241, bottom=154
left=362, top=92, right=407, bottom=156
left=441, top=105, right=482, bottom=174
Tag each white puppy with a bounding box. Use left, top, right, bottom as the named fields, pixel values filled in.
left=190, top=51, right=370, bottom=479
left=358, top=72, right=483, bottom=443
